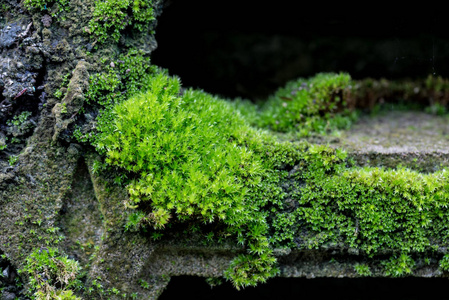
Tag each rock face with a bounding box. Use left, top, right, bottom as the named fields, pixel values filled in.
left=1, top=1, right=449, bottom=300
left=0, top=0, right=168, bottom=298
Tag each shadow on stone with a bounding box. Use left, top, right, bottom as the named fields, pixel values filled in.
left=58, top=158, right=104, bottom=267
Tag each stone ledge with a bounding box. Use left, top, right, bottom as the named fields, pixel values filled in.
left=327, top=111, right=449, bottom=172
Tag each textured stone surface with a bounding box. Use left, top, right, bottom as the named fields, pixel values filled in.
left=327, top=111, right=449, bottom=172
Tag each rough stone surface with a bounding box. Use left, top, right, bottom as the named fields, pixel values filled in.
left=0, top=0, right=166, bottom=298
left=1, top=291, right=17, bottom=300
left=324, top=111, right=449, bottom=172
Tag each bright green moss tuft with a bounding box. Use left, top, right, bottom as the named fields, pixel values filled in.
left=23, top=0, right=47, bottom=10
left=382, top=253, right=415, bottom=277
left=91, top=73, right=297, bottom=288
left=439, top=254, right=449, bottom=271
left=99, top=74, right=258, bottom=226
left=354, top=263, right=372, bottom=276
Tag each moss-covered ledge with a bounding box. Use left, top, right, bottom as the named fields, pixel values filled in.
left=4, top=70, right=449, bottom=299
left=68, top=72, right=449, bottom=299
left=74, top=140, right=449, bottom=299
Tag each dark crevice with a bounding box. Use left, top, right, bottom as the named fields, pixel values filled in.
left=0, top=250, right=28, bottom=299
left=153, top=1, right=449, bottom=100
left=0, top=94, right=37, bottom=161
left=35, top=59, right=47, bottom=111
left=0, top=61, right=45, bottom=168
left=159, top=275, right=449, bottom=300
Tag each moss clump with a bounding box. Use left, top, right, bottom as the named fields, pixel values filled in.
left=96, top=74, right=258, bottom=225
left=85, top=49, right=158, bottom=106
left=266, top=144, right=449, bottom=276
left=21, top=247, right=82, bottom=299
left=88, top=0, right=156, bottom=43
left=287, top=145, right=449, bottom=255
left=23, top=0, right=71, bottom=19
left=74, top=49, right=159, bottom=145
left=23, top=0, right=69, bottom=10
left=382, top=253, right=415, bottom=277
left=235, top=72, right=357, bottom=136
left=439, top=254, right=449, bottom=271
left=354, top=263, right=372, bottom=276
left=91, top=73, right=296, bottom=288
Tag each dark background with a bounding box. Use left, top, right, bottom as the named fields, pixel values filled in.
left=159, top=276, right=449, bottom=300
left=152, top=1, right=449, bottom=100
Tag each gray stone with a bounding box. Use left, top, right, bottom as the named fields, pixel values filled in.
left=325, top=111, right=449, bottom=172
left=2, top=265, right=9, bottom=279
left=0, top=23, right=21, bottom=49
left=1, top=291, right=17, bottom=300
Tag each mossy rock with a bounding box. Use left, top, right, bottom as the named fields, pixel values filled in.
left=2, top=0, right=449, bottom=299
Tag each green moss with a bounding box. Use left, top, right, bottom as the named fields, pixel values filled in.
left=91, top=73, right=289, bottom=288
left=235, top=72, right=358, bottom=136
left=24, top=0, right=66, bottom=10
left=283, top=145, right=449, bottom=256
left=425, top=103, right=447, bottom=115
left=74, top=49, right=158, bottom=144
left=354, top=263, right=371, bottom=276
left=20, top=247, right=82, bottom=299
left=79, top=68, right=449, bottom=288
left=86, top=49, right=157, bottom=105
left=7, top=111, right=32, bottom=127
left=54, top=72, right=71, bottom=100
left=8, top=155, right=18, bottom=166
left=382, top=253, right=415, bottom=277
left=88, top=0, right=156, bottom=43
left=439, top=254, right=449, bottom=271
left=23, top=0, right=71, bottom=19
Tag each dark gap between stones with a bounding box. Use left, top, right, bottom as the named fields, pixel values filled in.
left=153, top=1, right=449, bottom=101
left=159, top=275, right=449, bottom=300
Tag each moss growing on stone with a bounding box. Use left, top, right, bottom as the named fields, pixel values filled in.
left=89, top=72, right=297, bottom=288
left=88, top=0, right=156, bottom=43
left=79, top=66, right=449, bottom=289
left=21, top=247, right=82, bottom=299
left=439, top=254, right=449, bottom=271
left=235, top=72, right=357, bottom=136
left=278, top=145, right=449, bottom=255
left=382, top=253, right=415, bottom=277
left=354, top=263, right=371, bottom=276
left=24, top=0, right=70, bottom=11
left=7, top=0, right=449, bottom=295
